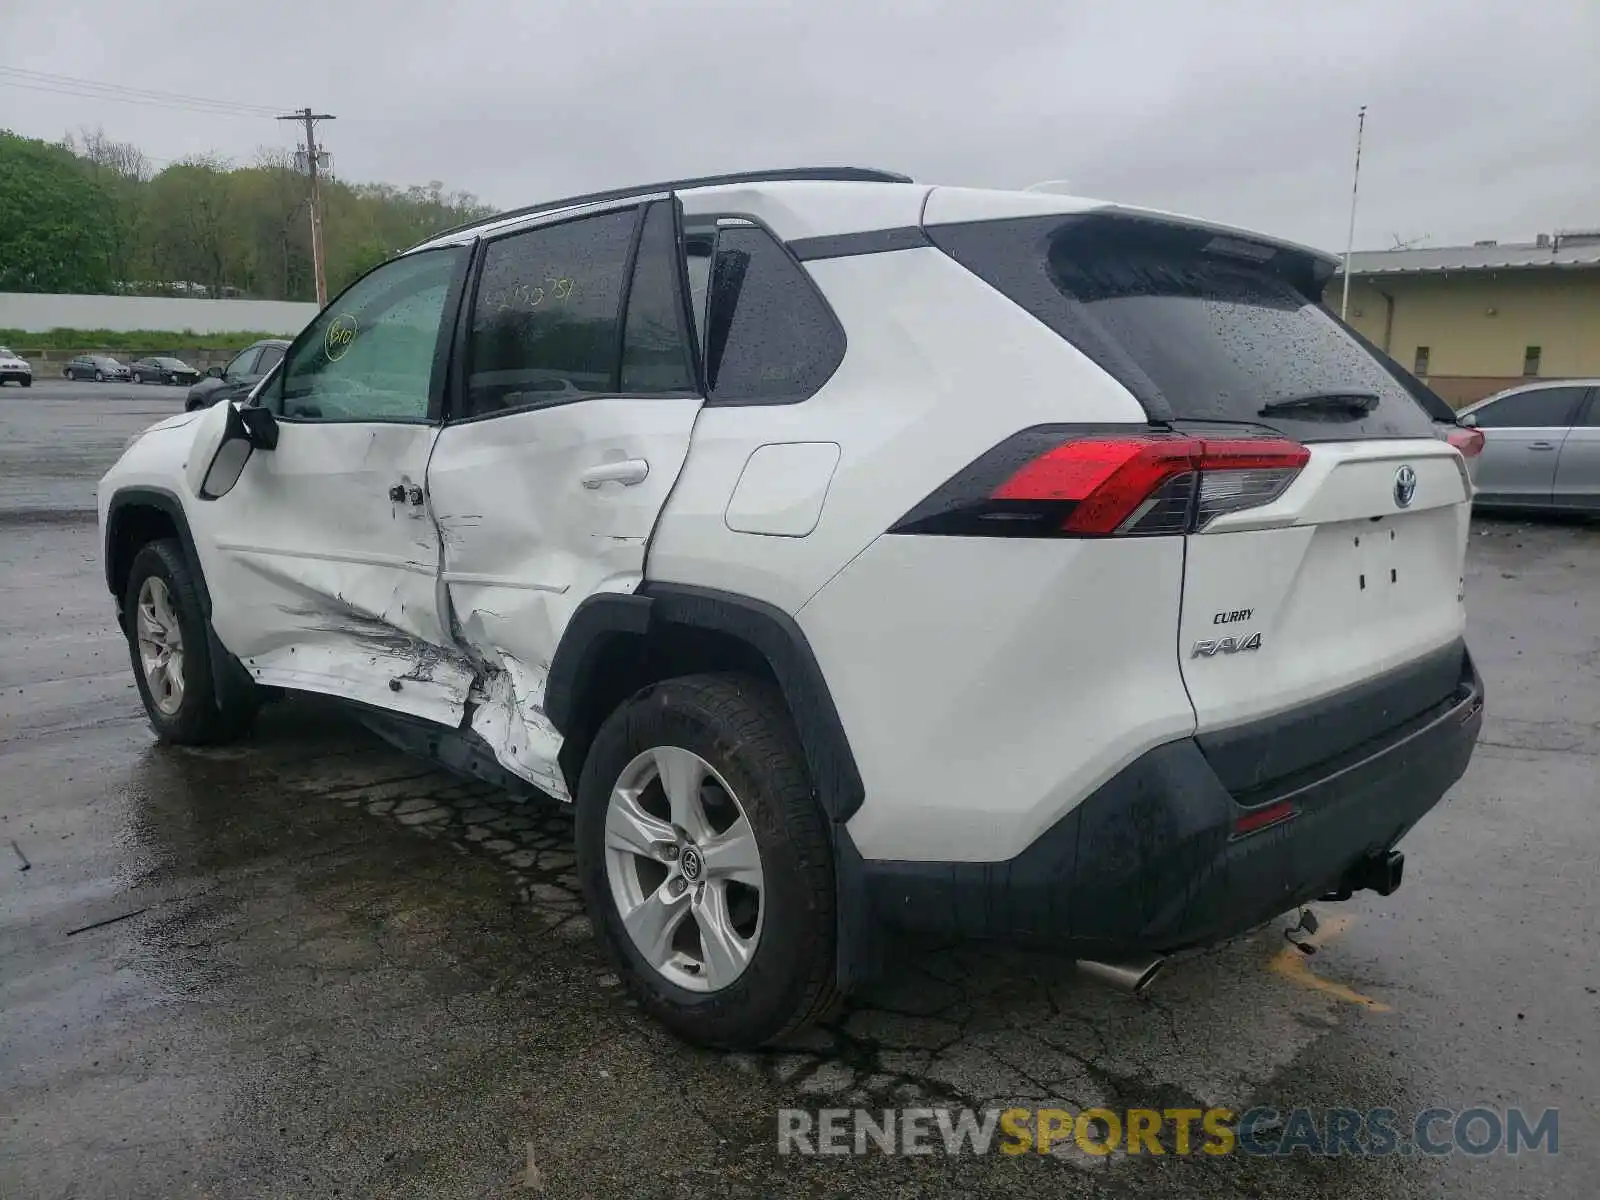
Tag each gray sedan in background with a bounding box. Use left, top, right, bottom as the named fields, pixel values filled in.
left=1460, top=379, right=1600, bottom=513
left=63, top=355, right=132, bottom=382
left=130, top=357, right=201, bottom=386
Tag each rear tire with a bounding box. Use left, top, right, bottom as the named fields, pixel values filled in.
left=123, top=539, right=257, bottom=745
left=575, top=673, right=841, bottom=1049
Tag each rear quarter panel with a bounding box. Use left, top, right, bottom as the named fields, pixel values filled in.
left=646, top=244, right=1149, bottom=614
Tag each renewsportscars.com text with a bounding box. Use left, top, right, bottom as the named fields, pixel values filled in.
left=778, top=1105, right=1559, bottom=1158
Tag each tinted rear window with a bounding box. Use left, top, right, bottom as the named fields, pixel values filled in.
left=928, top=213, right=1440, bottom=442
left=704, top=225, right=845, bottom=406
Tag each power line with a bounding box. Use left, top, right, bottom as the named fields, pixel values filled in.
left=0, top=65, right=282, bottom=114
left=0, top=65, right=283, bottom=118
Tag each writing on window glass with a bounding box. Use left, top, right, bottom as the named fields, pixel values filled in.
left=325, top=313, right=359, bottom=362
left=488, top=277, right=577, bottom=314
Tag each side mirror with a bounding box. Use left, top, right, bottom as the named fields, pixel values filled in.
left=206, top=365, right=224, bottom=379
left=184, top=402, right=278, bottom=501
left=1460, top=413, right=1478, bottom=428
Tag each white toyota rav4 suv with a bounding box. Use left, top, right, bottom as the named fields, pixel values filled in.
left=98, top=167, right=1486, bottom=1048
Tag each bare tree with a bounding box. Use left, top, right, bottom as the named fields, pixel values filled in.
left=76, top=126, right=152, bottom=183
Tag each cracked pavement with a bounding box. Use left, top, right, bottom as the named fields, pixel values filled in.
left=2, top=384, right=1596, bottom=1198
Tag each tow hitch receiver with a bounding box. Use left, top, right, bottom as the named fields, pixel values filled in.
left=1322, top=849, right=1405, bottom=902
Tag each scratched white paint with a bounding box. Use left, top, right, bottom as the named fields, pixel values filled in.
left=467, top=656, right=569, bottom=801
left=106, top=366, right=707, bottom=797
left=244, top=641, right=474, bottom=727
left=425, top=393, right=705, bottom=793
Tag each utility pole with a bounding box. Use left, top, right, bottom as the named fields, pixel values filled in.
left=277, top=107, right=336, bottom=306
left=1340, top=105, right=1367, bottom=321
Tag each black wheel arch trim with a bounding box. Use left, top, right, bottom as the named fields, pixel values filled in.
left=105, top=485, right=256, bottom=717
left=546, top=583, right=876, bottom=991
left=104, top=486, right=210, bottom=613
left=546, top=583, right=866, bottom=826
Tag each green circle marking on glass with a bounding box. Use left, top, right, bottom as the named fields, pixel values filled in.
left=326, top=314, right=359, bottom=361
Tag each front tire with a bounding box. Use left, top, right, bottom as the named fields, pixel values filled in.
left=575, top=673, right=840, bottom=1049
left=94, top=370, right=104, bottom=382
left=123, top=539, right=256, bottom=744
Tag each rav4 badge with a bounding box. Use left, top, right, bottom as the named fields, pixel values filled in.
left=1191, top=632, right=1263, bottom=658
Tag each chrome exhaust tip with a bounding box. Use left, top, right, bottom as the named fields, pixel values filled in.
left=1076, top=955, right=1166, bottom=996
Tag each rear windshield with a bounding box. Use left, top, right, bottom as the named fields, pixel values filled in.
left=927, top=213, right=1443, bottom=441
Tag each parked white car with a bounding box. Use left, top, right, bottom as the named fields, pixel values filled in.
left=0, top=347, right=32, bottom=386
left=97, top=167, right=1485, bottom=1048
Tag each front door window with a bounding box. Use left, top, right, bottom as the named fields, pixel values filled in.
left=273, top=248, right=465, bottom=422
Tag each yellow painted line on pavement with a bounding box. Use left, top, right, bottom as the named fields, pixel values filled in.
left=1268, top=914, right=1393, bottom=1013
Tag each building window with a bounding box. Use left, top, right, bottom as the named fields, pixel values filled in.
left=1523, top=346, right=1542, bottom=377
left=1413, top=346, right=1430, bottom=376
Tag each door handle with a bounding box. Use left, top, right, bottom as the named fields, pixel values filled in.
left=580, top=459, right=650, bottom=488
left=1528, top=441, right=1556, bottom=451
left=387, top=483, right=425, bottom=505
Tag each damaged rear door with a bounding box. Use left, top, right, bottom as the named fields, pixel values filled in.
left=426, top=196, right=704, bottom=797
left=193, top=246, right=476, bottom=725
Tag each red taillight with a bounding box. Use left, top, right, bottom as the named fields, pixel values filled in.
left=1233, top=799, right=1295, bottom=837
left=1447, top=427, right=1484, bottom=459
left=991, top=434, right=1309, bottom=536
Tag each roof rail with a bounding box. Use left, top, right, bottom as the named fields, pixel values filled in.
left=414, top=166, right=914, bottom=248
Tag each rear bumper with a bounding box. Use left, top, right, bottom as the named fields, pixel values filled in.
left=851, top=645, right=1483, bottom=960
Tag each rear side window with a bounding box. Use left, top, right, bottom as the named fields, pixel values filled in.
left=465, top=207, right=636, bottom=417
left=704, top=225, right=844, bottom=406
left=1473, top=386, right=1585, bottom=429
left=928, top=214, right=1438, bottom=443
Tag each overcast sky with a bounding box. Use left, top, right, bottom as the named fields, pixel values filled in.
left=3, top=0, right=1596, bottom=253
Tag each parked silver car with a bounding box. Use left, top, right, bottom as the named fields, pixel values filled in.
left=1458, top=380, right=1600, bottom=513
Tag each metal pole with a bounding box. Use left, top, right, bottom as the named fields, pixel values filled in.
left=277, top=108, right=336, bottom=307
left=1340, top=105, right=1367, bottom=321
left=303, top=109, right=327, bottom=307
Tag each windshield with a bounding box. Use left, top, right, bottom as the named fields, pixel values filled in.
left=927, top=213, right=1441, bottom=442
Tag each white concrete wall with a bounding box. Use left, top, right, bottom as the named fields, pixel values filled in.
left=0, top=293, right=319, bottom=335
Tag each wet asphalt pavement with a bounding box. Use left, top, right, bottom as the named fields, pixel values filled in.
left=2, top=380, right=1596, bottom=1199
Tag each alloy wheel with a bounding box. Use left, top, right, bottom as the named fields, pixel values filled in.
left=135, top=576, right=185, bottom=715
left=603, top=745, right=765, bottom=992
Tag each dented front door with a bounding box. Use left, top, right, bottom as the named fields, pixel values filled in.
left=193, top=245, right=476, bottom=726
left=425, top=198, right=704, bottom=796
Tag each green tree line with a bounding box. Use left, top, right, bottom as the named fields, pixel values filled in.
left=0, top=128, right=496, bottom=300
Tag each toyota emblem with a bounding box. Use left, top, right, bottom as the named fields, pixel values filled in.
left=1394, top=465, right=1417, bottom=508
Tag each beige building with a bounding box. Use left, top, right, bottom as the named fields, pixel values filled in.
left=1326, top=231, right=1600, bottom=407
